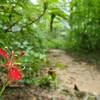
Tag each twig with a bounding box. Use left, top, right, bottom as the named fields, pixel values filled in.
left=20, top=2, right=48, bottom=31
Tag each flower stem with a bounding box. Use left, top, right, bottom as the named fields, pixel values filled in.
left=0, top=81, right=8, bottom=97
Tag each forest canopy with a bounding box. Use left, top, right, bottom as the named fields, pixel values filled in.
left=0, top=0, right=100, bottom=52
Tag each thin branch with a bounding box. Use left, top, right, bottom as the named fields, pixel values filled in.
left=4, top=19, right=21, bottom=32
left=50, top=14, right=56, bottom=31
left=4, top=2, right=48, bottom=33
left=20, top=2, right=48, bottom=30
left=0, top=10, right=22, bottom=16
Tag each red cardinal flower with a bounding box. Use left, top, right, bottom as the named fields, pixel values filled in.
left=0, top=48, right=23, bottom=82
left=8, top=67, right=22, bottom=81
left=0, top=48, right=8, bottom=61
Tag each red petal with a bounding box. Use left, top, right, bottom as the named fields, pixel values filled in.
left=0, top=48, right=8, bottom=60
left=8, top=67, right=22, bottom=81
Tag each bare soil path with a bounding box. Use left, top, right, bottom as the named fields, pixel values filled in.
left=48, top=49, right=100, bottom=95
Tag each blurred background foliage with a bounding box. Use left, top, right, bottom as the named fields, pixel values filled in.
left=68, top=0, right=100, bottom=52
left=0, top=0, right=100, bottom=86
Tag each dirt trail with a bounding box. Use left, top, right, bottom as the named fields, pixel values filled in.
left=48, top=49, right=100, bottom=95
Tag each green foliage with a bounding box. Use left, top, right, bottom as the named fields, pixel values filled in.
left=0, top=0, right=67, bottom=94
left=0, top=0, right=49, bottom=86
left=34, top=71, right=57, bottom=89
left=67, top=0, right=100, bottom=52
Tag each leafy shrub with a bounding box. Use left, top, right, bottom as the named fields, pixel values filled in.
left=67, top=0, right=100, bottom=52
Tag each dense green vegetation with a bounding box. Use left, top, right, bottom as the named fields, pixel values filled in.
left=68, top=0, right=100, bottom=52
left=0, top=0, right=67, bottom=88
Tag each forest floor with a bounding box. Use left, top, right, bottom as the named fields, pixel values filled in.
left=48, top=49, right=100, bottom=94
left=3, top=49, right=100, bottom=100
